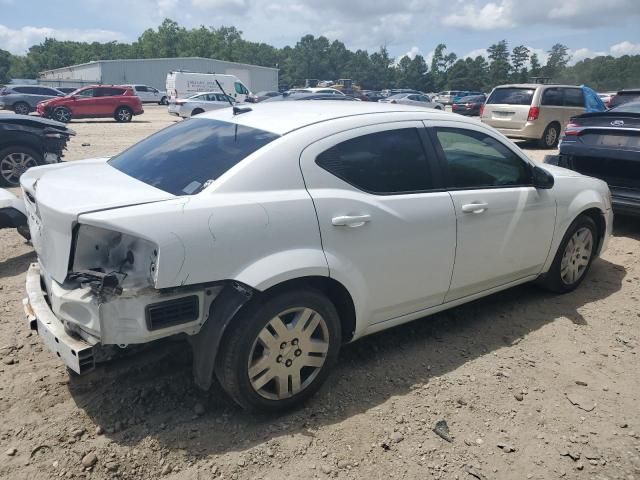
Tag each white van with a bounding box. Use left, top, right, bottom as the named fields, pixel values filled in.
left=166, top=72, right=252, bottom=103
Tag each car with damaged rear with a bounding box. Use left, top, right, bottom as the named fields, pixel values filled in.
left=23, top=102, right=613, bottom=411
left=546, top=101, right=640, bottom=216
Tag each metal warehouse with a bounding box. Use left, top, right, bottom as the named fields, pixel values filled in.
left=38, top=57, right=279, bottom=92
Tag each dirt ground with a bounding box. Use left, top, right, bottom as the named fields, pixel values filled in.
left=1, top=105, right=639, bottom=480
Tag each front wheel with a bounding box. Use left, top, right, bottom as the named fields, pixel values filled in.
left=216, top=289, right=341, bottom=411
left=52, top=107, right=72, bottom=123
left=0, top=146, right=41, bottom=186
left=13, top=102, right=30, bottom=115
left=159, top=96, right=168, bottom=105
left=539, top=215, right=598, bottom=293
left=114, top=106, right=133, bottom=122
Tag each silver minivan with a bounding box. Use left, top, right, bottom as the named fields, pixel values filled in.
left=480, top=84, right=587, bottom=148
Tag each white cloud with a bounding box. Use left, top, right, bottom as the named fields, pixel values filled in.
left=464, top=48, right=488, bottom=59
left=191, top=0, right=247, bottom=10
left=400, top=46, right=421, bottom=61
left=443, top=1, right=514, bottom=30
left=610, top=41, right=640, bottom=56
left=0, top=24, right=126, bottom=54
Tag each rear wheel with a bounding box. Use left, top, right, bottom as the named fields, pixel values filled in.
left=216, top=289, right=341, bottom=411
left=539, top=215, right=598, bottom=293
left=539, top=123, right=560, bottom=149
left=52, top=107, right=72, bottom=123
left=13, top=102, right=30, bottom=115
left=114, top=106, right=133, bottom=122
left=0, top=146, right=41, bottom=186
left=159, top=96, right=168, bottom=105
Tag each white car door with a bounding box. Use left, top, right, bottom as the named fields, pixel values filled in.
left=427, top=122, right=556, bottom=301
left=300, top=122, right=457, bottom=326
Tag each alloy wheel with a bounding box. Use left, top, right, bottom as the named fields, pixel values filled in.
left=545, top=126, right=558, bottom=147
left=1, top=152, right=38, bottom=185
left=14, top=103, right=30, bottom=115
left=560, top=227, right=593, bottom=285
left=117, top=108, right=132, bottom=121
left=248, top=307, right=330, bottom=400
left=54, top=108, right=71, bottom=122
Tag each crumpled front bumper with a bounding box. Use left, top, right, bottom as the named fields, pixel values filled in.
left=24, top=263, right=95, bottom=374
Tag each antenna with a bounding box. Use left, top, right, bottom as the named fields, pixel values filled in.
left=215, top=79, right=252, bottom=115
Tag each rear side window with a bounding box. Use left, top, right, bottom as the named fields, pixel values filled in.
left=13, top=86, right=36, bottom=94
left=135, top=86, right=148, bottom=92
left=316, top=128, right=432, bottom=194
left=96, top=88, right=125, bottom=97
left=563, top=88, right=584, bottom=107
left=487, top=88, right=534, bottom=105
left=541, top=88, right=563, bottom=106
left=434, top=128, right=531, bottom=189
left=109, top=118, right=279, bottom=195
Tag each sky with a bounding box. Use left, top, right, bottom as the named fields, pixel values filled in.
left=2, top=0, right=640, bottom=66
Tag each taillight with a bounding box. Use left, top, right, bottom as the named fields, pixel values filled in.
left=479, top=104, right=485, bottom=117
left=563, top=121, right=582, bottom=137
left=527, top=106, right=539, bottom=122
left=176, top=100, right=186, bottom=105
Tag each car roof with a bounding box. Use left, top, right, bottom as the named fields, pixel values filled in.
left=198, top=101, right=456, bottom=135
left=494, top=83, right=581, bottom=89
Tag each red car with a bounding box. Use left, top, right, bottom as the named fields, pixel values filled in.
left=36, top=85, right=143, bottom=123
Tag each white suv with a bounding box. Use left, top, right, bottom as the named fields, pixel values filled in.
left=22, top=102, right=612, bottom=411
left=124, top=84, right=168, bottom=105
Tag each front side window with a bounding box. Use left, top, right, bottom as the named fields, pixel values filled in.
left=109, top=118, right=279, bottom=195
left=316, top=128, right=432, bottom=194
left=435, top=128, right=531, bottom=189
left=234, top=82, right=249, bottom=95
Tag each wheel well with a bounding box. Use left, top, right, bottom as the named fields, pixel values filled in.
left=117, top=105, right=132, bottom=112
left=192, top=108, right=204, bottom=115
left=547, top=121, right=561, bottom=131
left=258, top=276, right=356, bottom=342
left=579, top=207, right=606, bottom=253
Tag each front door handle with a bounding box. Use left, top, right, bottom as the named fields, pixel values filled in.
left=461, top=202, right=489, bottom=213
left=332, top=214, right=371, bottom=227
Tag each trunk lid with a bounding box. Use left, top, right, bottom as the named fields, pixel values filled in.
left=21, top=158, right=175, bottom=283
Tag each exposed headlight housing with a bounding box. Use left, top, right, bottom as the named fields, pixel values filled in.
left=71, top=224, right=159, bottom=290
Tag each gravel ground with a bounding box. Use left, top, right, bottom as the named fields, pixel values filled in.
left=1, top=106, right=639, bottom=480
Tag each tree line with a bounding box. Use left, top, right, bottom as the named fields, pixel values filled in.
left=1, top=19, right=639, bottom=92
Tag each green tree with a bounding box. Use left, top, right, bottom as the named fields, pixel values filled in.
left=487, top=40, right=511, bottom=87
left=510, top=45, right=530, bottom=82
left=544, top=43, right=570, bottom=79
left=529, top=53, right=541, bottom=78
left=0, top=49, right=12, bottom=84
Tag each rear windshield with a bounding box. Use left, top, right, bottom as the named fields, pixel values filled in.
left=487, top=88, right=535, bottom=105
left=610, top=92, right=640, bottom=108
left=108, top=118, right=279, bottom=195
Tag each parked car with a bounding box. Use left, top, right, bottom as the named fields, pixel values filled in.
left=480, top=84, right=605, bottom=148
left=286, top=88, right=345, bottom=96
left=608, top=89, right=640, bottom=109
left=360, top=91, right=385, bottom=102
left=0, top=188, right=29, bottom=239
left=22, top=102, right=612, bottom=411
left=168, top=92, right=236, bottom=118
left=452, top=91, right=483, bottom=103
left=36, top=85, right=144, bottom=123
left=545, top=101, right=640, bottom=216
left=123, top=84, right=168, bottom=105
left=379, top=93, right=444, bottom=110
left=452, top=95, right=486, bottom=116
left=434, top=91, right=465, bottom=105
left=248, top=91, right=281, bottom=103
left=0, top=85, right=65, bottom=115
left=166, top=72, right=252, bottom=103
left=263, top=92, right=357, bottom=102
left=597, top=91, right=616, bottom=108
left=0, top=115, right=74, bottom=186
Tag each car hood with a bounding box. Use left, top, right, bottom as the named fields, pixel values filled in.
left=539, top=163, right=584, bottom=178
left=21, top=158, right=175, bottom=283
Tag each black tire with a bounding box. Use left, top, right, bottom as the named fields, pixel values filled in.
left=52, top=107, right=72, bottom=123
left=114, top=106, right=133, bottom=123
left=159, top=96, right=168, bottom=105
left=191, top=108, right=204, bottom=116
left=215, top=289, right=341, bottom=411
left=0, top=146, right=42, bottom=187
left=538, top=122, right=560, bottom=149
left=539, top=214, right=598, bottom=293
left=13, top=102, right=31, bottom=115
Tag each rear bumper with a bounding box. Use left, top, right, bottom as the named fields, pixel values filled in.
left=483, top=121, right=545, bottom=140
left=24, top=263, right=95, bottom=374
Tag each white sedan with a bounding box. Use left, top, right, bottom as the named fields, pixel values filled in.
left=380, top=92, right=444, bottom=109
left=21, top=102, right=612, bottom=411
left=167, top=91, right=236, bottom=118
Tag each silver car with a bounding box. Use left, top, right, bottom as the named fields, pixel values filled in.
left=380, top=93, right=444, bottom=110
left=0, top=85, right=65, bottom=115
left=168, top=92, right=236, bottom=118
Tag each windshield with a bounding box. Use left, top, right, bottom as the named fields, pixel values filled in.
left=109, top=118, right=280, bottom=195
left=487, top=88, right=535, bottom=105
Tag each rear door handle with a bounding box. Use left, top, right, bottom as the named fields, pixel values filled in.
left=331, top=215, right=371, bottom=227
left=461, top=202, right=489, bottom=213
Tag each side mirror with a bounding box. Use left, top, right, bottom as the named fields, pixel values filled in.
left=532, top=165, right=554, bottom=189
